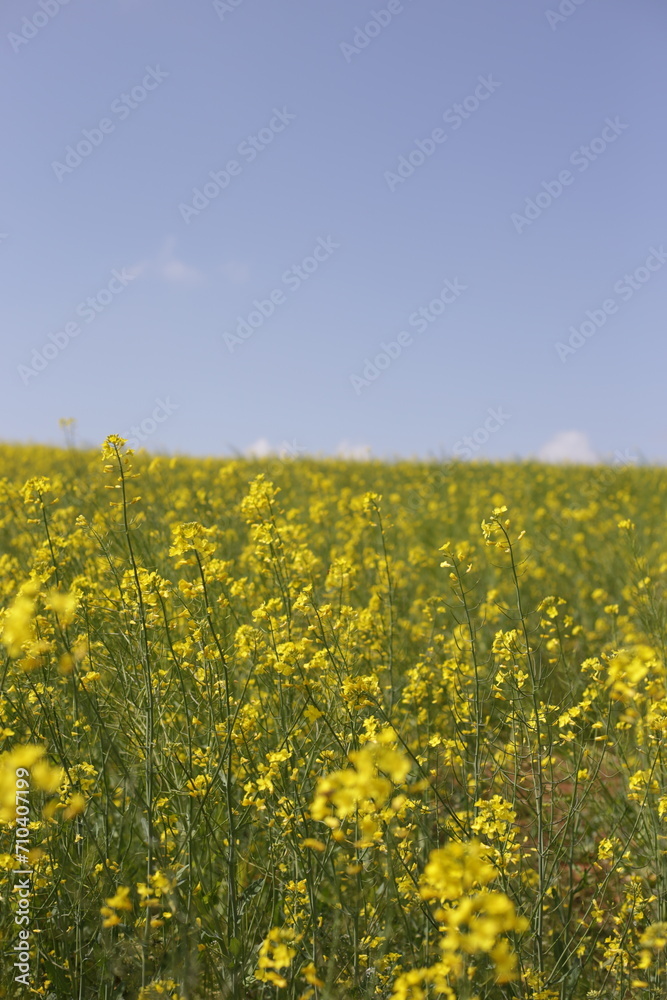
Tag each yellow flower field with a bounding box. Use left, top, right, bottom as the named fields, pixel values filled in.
left=1, top=437, right=667, bottom=998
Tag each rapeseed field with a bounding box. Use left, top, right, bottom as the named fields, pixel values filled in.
left=1, top=437, right=666, bottom=999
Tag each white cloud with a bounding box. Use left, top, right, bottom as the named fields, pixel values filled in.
left=336, top=440, right=372, bottom=461
left=538, top=431, right=598, bottom=464
left=242, top=440, right=372, bottom=461
left=245, top=437, right=273, bottom=458
left=130, top=236, right=204, bottom=285
left=160, top=258, right=201, bottom=284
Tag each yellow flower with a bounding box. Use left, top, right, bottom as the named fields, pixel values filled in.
left=101, top=884, right=133, bottom=924
left=311, top=733, right=410, bottom=841
left=420, top=840, right=496, bottom=902
left=101, top=434, right=127, bottom=459
left=0, top=745, right=64, bottom=822
left=44, top=589, right=79, bottom=626
left=1, top=581, right=40, bottom=657
left=302, top=838, right=326, bottom=852
left=255, top=926, right=300, bottom=986
left=63, top=792, right=87, bottom=820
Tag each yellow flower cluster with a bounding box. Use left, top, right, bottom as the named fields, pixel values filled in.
left=0, top=745, right=63, bottom=823
left=311, top=728, right=410, bottom=844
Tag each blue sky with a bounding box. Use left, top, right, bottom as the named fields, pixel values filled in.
left=1, top=0, right=664, bottom=461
